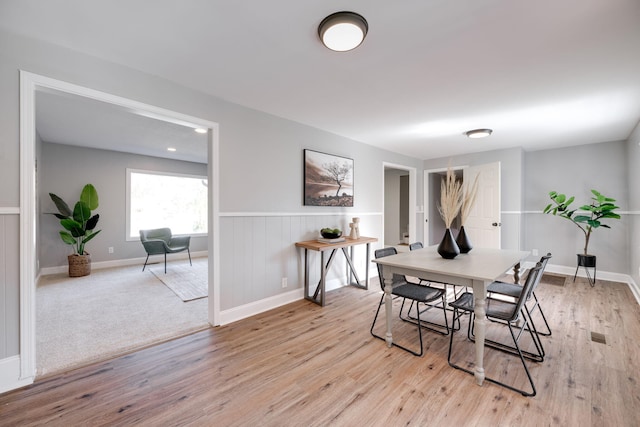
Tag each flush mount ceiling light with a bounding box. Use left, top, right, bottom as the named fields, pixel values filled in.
left=318, top=11, right=368, bottom=52
left=465, top=129, right=493, bottom=139
left=194, top=128, right=207, bottom=134
left=167, top=147, right=177, bottom=152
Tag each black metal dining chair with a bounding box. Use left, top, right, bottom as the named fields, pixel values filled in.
left=447, top=261, right=545, bottom=396
left=487, top=253, right=553, bottom=337
left=370, top=247, right=449, bottom=356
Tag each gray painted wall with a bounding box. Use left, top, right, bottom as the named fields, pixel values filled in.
left=626, top=122, right=640, bottom=285
left=523, top=141, right=628, bottom=273
left=0, top=30, right=423, bottom=361
left=0, top=215, right=19, bottom=357
left=422, top=142, right=633, bottom=274
left=39, top=142, right=208, bottom=269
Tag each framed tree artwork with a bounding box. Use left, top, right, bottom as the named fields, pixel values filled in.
left=304, top=149, right=354, bottom=207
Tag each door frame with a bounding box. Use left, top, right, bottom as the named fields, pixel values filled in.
left=382, top=162, right=416, bottom=246
left=19, top=71, right=221, bottom=382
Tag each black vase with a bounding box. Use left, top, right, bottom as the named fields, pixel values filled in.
left=456, top=225, right=473, bottom=253
left=437, top=228, right=460, bottom=259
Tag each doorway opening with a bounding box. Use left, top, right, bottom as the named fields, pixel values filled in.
left=383, top=163, right=416, bottom=251
left=424, top=167, right=463, bottom=246
left=20, top=71, right=220, bottom=382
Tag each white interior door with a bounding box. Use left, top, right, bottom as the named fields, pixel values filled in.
left=463, top=162, right=501, bottom=248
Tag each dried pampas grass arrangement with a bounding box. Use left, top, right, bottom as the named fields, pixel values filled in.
left=438, top=167, right=463, bottom=228
left=460, top=173, right=480, bottom=225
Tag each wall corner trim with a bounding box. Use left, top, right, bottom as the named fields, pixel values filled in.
left=0, top=356, right=34, bottom=394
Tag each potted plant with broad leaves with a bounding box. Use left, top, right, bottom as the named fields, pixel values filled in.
left=49, top=184, right=101, bottom=277
left=543, top=189, right=620, bottom=286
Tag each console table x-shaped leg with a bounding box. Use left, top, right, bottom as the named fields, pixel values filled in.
left=296, top=237, right=377, bottom=307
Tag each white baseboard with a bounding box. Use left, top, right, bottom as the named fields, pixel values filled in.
left=39, top=251, right=208, bottom=276
left=0, top=356, right=34, bottom=395
left=628, top=277, right=640, bottom=306
left=218, top=276, right=355, bottom=325
left=220, top=288, right=305, bottom=325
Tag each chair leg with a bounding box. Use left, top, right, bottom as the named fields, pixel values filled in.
left=530, top=292, right=552, bottom=336
left=468, top=310, right=544, bottom=363
left=447, top=307, right=465, bottom=365
left=371, top=295, right=424, bottom=356
left=448, top=307, right=537, bottom=397
left=188, top=248, right=192, bottom=266
left=142, top=254, right=150, bottom=272
left=503, top=323, right=537, bottom=396
left=164, top=252, right=167, bottom=274
left=370, top=294, right=385, bottom=337
left=526, top=309, right=546, bottom=360
left=404, top=297, right=452, bottom=335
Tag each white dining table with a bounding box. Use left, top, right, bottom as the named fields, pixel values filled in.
left=372, top=245, right=530, bottom=386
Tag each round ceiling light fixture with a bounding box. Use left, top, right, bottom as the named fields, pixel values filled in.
left=318, top=11, right=368, bottom=52
left=465, top=128, right=493, bottom=139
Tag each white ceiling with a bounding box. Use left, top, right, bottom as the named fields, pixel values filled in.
left=36, top=89, right=208, bottom=163
left=2, top=0, right=640, bottom=161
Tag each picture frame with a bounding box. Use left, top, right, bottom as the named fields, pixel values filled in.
left=304, top=149, right=354, bottom=207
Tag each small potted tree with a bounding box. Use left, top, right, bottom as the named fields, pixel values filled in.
left=49, top=184, right=101, bottom=277
left=543, top=189, right=620, bottom=285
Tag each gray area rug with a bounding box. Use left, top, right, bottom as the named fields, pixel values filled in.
left=37, top=259, right=209, bottom=377
left=149, top=259, right=208, bottom=301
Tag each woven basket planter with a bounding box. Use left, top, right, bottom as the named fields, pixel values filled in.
left=68, top=253, right=91, bottom=277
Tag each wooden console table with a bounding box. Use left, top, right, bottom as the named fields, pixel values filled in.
left=295, top=236, right=378, bottom=306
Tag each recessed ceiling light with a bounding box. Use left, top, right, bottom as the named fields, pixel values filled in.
left=167, top=147, right=177, bottom=152
left=465, top=129, right=493, bottom=139
left=318, top=11, right=368, bottom=52
left=195, top=128, right=207, bottom=134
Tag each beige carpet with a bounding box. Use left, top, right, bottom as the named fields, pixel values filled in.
left=149, top=259, right=207, bottom=301
left=36, top=258, right=209, bottom=377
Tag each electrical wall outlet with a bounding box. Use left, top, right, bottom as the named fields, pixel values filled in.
left=108, top=247, right=114, bottom=254
left=532, top=248, right=538, bottom=256
left=281, top=277, right=288, bottom=288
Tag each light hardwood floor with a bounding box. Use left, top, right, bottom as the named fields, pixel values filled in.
left=1, top=274, right=639, bottom=426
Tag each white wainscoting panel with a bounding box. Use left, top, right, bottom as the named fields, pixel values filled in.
left=219, top=213, right=383, bottom=311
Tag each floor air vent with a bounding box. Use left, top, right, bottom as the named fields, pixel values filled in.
left=591, top=331, right=607, bottom=344
left=541, top=273, right=566, bottom=287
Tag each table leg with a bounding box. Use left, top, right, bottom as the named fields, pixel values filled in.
left=320, top=251, right=326, bottom=306
left=342, top=247, right=365, bottom=289
left=304, top=249, right=309, bottom=299
left=364, top=243, right=370, bottom=290
left=348, top=246, right=354, bottom=285
left=313, top=249, right=338, bottom=302
left=513, top=262, right=521, bottom=284
left=472, top=279, right=488, bottom=386
left=383, top=270, right=394, bottom=347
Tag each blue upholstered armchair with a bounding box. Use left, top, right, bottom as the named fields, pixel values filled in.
left=139, top=228, right=192, bottom=273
